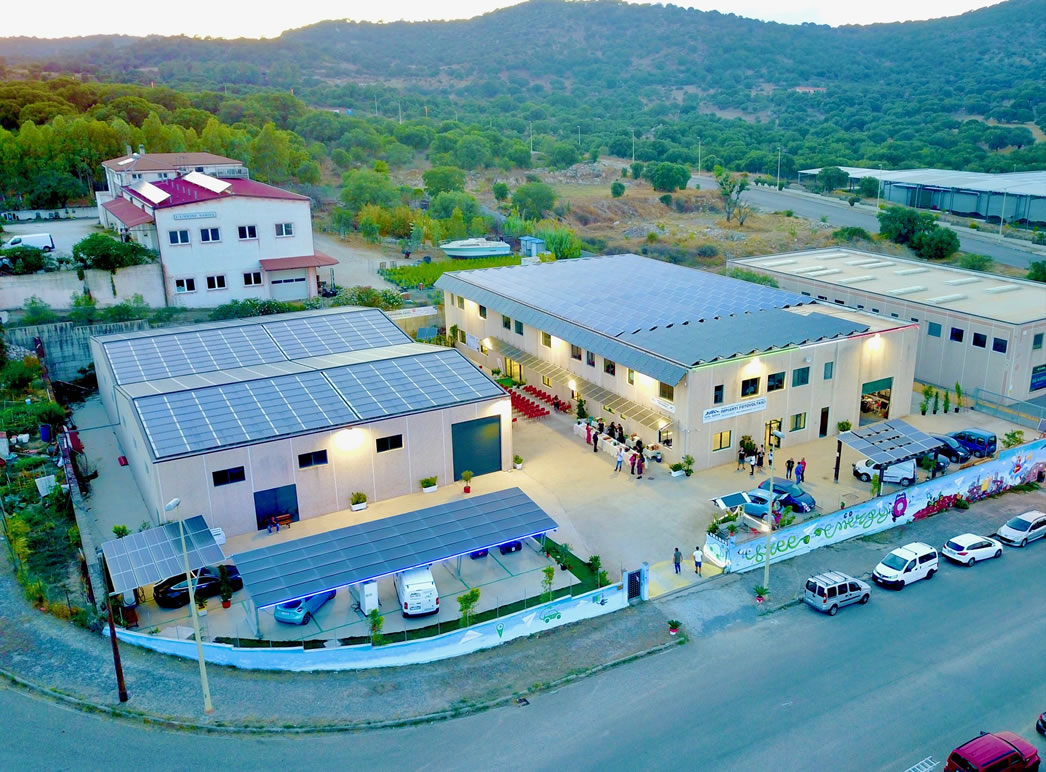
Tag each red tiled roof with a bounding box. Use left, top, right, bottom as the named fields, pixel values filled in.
left=259, top=253, right=338, bottom=271
left=125, top=177, right=309, bottom=208
left=102, top=152, right=243, bottom=172
left=102, top=197, right=155, bottom=228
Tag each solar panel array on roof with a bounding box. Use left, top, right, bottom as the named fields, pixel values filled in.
left=263, top=309, right=411, bottom=360
left=137, top=371, right=359, bottom=457
left=234, top=488, right=557, bottom=608
left=838, top=419, right=944, bottom=467
left=102, top=515, right=224, bottom=595
left=325, top=349, right=505, bottom=420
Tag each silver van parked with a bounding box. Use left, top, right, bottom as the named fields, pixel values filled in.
left=803, top=571, right=871, bottom=615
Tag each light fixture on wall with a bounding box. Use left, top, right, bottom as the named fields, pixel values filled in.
left=568, top=380, right=576, bottom=390
left=333, top=428, right=364, bottom=452
left=867, top=334, right=882, bottom=350
left=803, top=356, right=812, bottom=363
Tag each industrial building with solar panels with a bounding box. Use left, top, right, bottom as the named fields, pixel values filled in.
left=438, top=254, right=919, bottom=472
left=90, top=307, right=511, bottom=537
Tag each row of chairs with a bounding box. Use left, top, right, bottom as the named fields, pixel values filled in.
left=510, top=390, right=549, bottom=420
left=522, top=385, right=571, bottom=413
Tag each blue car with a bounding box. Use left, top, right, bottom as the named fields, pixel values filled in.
left=274, top=590, right=336, bottom=625
left=757, top=480, right=816, bottom=513
left=743, top=488, right=787, bottom=519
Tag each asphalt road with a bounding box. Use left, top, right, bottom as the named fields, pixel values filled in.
left=691, top=174, right=1044, bottom=270
left=6, top=538, right=1044, bottom=771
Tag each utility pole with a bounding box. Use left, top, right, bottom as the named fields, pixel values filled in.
left=577, top=125, right=581, bottom=146
left=106, top=595, right=129, bottom=703
left=374, top=95, right=378, bottom=117
left=776, top=147, right=782, bottom=189
left=631, top=129, right=635, bottom=163
left=999, top=189, right=1008, bottom=235
left=529, top=121, right=533, bottom=153
left=876, top=163, right=883, bottom=210
left=398, top=103, right=402, bottom=124
left=697, top=137, right=702, bottom=176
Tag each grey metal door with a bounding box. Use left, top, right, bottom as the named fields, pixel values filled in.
left=451, top=416, right=501, bottom=481
left=253, top=484, right=299, bottom=530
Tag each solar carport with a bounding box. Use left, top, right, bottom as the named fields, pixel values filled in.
left=233, top=488, right=557, bottom=634
left=833, top=419, right=945, bottom=483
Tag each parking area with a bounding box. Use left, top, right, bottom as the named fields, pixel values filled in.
left=2, top=217, right=100, bottom=257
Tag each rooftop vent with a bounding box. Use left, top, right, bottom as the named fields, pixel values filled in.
left=888, top=285, right=928, bottom=296
left=836, top=274, right=876, bottom=284
left=760, top=258, right=798, bottom=267
left=926, top=293, right=968, bottom=305
left=983, top=285, right=1020, bottom=295
left=894, top=267, right=930, bottom=276
left=945, top=277, right=981, bottom=286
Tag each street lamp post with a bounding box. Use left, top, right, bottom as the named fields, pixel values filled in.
left=776, top=147, right=782, bottom=189
left=165, top=498, right=214, bottom=714
left=876, top=164, right=883, bottom=210
left=764, top=430, right=785, bottom=591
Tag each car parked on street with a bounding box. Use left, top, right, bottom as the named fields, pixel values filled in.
left=931, top=433, right=972, bottom=464
left=803, top=572, right=870, bottom=616
left=153, top=564, right=243, bottom=608
left=915, top=452, right=950, bottom=474
left=948, top=429, right=997, bottom=458
left=942, top=533, right=1003, bottom=566
left=944, top=731, right=1041, bottom=772
left=853, top=458, right=916, bottom=486
left=274, top=590, right=336, bottom=625
left=757, top=480, right=816, bottom=513
left=997, top=510, right=1046, bottom=547
left=872, top=542, right=938, bottom=589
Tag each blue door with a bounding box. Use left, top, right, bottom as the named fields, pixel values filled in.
left=254, top=484, right=299, bottom=530
left=451, top=417, right=502, bottom=481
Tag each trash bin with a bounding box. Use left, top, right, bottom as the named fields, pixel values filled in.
left=39, top=424, right=52, bottom=442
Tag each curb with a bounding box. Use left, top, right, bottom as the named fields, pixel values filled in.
left=0, top=634, right=684, bottom=736
left=651, top=570, right=740, bottom=602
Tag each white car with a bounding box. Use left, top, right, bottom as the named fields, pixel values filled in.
left=872, top=542, right=938, bottom=589
left=997, top=510, right=1046, bottom=547
left=852, top=458, right=915, bottom=486
left=941, top=533, right=1003, bottom=566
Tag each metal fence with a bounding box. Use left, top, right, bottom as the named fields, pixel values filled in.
left=972, top=388, right=1046, bottom=431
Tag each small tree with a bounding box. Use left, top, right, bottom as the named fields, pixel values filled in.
left=457, top=587, right=481, bottom=626
left=575, top=397, right=587, bottom=419
left=933, top=390, right=940, bottom=413
left=713, top=165, right=749, bottom=222
left=492, top=181, right=509, bottom=202
left=814, top=166, right=849, bottom=193
left=541, top=564, right=555, bottom=601
left=954, top=382, right=963, bottom=410
left=112, top=525, right=130, bottom=538
left=1002, top=430, right=1024, bottom=449
left=610, top=181, right=625, bottom=198
left=857, top=176, right=880, bottom=198
left=630, top=162, right=644, bottom=181
left=943, top=392, right=950, bottom=413
left=368, top=608, right=385, bottom=646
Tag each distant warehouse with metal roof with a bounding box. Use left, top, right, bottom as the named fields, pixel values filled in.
left=438, top=254, right=918, bottom=472
left=730, top=249, right=1046, bottom=405
left=798, top=166, right=1046, bottom=226
left=91, top=307, right=512, bottom=537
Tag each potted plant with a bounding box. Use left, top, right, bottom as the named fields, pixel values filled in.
left=667, top=619, right=681, bottom=636
left=954, top=382, right=962, bottom=413
left=920, top=396, right=930, bottom=416
left=513, top=454, right=524, bottom=470
left=670, top=462, right=686, bottom=478
left=420, top=475, right=438, bottom=493
left=218, top=564, right=234, bottom=609
left=350, top=491, right=367, bottom=512
left=920, top=384, right=934, bottom=415
left=558, top=542, right=572, bottom=571
left=461, top=469, right=473, bottom=493
left=195, top=593, right=208, bottom=616
left=943, top=392, right=950, bottom=414
left=682, top=454, right=695, bottom=477
left=753, top=585, right=769, bottom=603
left=837, top=419, right=852, bottom=432
left=932, top=390, right=940, bottom=414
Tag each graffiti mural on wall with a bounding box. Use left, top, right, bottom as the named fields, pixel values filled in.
left=723, top=440, right=1046, bottom=573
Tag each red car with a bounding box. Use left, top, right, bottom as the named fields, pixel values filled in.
left=944, top=731, right=1040, bottom=772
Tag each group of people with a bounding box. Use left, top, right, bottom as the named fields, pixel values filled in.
left=736, top=446, right=808, bottom=483
left=584, top=420, right=649, bottom=478
left=673, top=546, right=702, bottom=576
left=785, top=457, right=808, bottom=484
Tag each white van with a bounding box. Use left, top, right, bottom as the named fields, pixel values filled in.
left=852, top=458, right=916, bottom=486
left=872, top=542, right=939, bottom=589
left=3, top=233, right=55, bottom=252
left=394, top=566, right=439, bottom=616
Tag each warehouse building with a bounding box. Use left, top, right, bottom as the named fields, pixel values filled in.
left=730, top=249, right=1046, bottom=405
left=90, top=307, right=511, bottom=537
left=436, top=254, right=917, bottom=471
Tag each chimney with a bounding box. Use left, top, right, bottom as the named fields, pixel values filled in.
left=124, top=144, right=132, bottom=157
left=138, top=144, right=145, bottom=156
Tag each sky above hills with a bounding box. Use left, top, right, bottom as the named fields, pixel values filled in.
left=4, top=0, right=1003, bottom=39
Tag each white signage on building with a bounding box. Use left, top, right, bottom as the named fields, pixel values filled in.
left=703, top=396, right=767, bottom=423
left=465, top=333, right=481, bottom=352
left=385, top=306, right=438, bottom=320
left=651, top=396, right=676, bottom=414
left=172, top=211, right=218, bottom=220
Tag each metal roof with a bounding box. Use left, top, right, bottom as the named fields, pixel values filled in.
left=838, top=419, right=944, bottom=467
left=798, top=166, right=1046, bottom=198
left=233, top=488, right=558, bottom=609
left=102, top=515, right=225, bottom=595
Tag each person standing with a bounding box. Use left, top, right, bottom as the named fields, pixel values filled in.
left=796, top=457, right=806, bottom=484
left=767, top=447, right=774, bottom=470
left=747, top=453, right=756, bottom=477
left=693, top=546, right=703, bottom=576
left=673, top=547, right=682, bottom=574
left=799, top=457, right=807, bottom=483
left=629, top=452, right=638, bottom=476
left=615, top=447, right=624, bottom=472
left=785, top=457, right=795, bottom=480
left=592, top=431, right=599, bottom=453
left=737, top=447, right=746, bottom=471
left=585, top=423, right=592, bottom=445
left=757, top=444, right=765, bottom=470
left=597, top=419, right=605, bottom=435
left=637, top=452, right=645, bottom=479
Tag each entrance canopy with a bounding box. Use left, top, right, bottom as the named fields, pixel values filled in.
left=838, top=419, right=943, bottom=468
left=102, top=515, right=225, bottom=595
left=234, top=487, right=558, bottom=609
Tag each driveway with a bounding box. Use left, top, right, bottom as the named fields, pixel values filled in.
left=312, top=232, right=400, bottom=291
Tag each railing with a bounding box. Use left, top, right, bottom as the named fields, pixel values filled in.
left=972, top=388, right=1046, bottom=430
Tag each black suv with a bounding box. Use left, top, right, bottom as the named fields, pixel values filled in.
left=931, top=434, right=971, bottom=464
left=154, top=565, right=242, bottom=608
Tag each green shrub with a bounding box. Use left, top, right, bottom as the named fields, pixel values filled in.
left=696, top=244, right=719, bottom=257
left=22, top=296, right=57, bottom=326
left=833, top=226, right=871, bottom=242
left=722, top=267, right=778, bottom=287
left=610, top=181, right=625, bottom=198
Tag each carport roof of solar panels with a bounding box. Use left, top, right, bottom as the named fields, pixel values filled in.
left=93, top=308, right=507, bottom=460
left=102, top=515, right=225, bottom=595
left=838, top=420, right=946, bottom=467
left=234, top=488, right=558, bottom=609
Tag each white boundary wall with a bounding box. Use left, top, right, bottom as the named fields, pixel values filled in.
left=0, top=264, right=165, bottom=310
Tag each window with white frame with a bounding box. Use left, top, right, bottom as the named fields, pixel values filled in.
left=174, top=278, right=196, bottom=293
left=168, top=230, right=189, bottom=245
left=243, top=272, right=263, bottom=286
left=237, top=225, right=257, bottom=240
left=200, top=227, right=220, bottom=242
left=275, top=222, right=294, bottom=237
left=206, top=275, right=227, bottom=290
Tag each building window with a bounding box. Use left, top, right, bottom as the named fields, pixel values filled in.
left=792, top=367, right=810, bottom=387
left=237, top=225, right=257, bottom=240
left=871, top=308, right=879, bottom=314
left=586, top=351, right=596, bottom=367
left=480, top=343, right=489, bottom=354
left=514, top=320, right=523, bottom=335
left=824, top=361, right=834, bottom=380
left=890, top=313, right=898, bottom=318
left=275, top=222, right=294, bottom=237
left=243, top=271, right=263, bottom=286
left=212, top=466, right=245, bottom=487
left=541, top=332, right=552, bottom=348
left=972, top=332, right=987, bottom=349
left=928, top=322, right=942, bottom=337
left=992, top=338, right=1007, bottom=354
left=571, top=344, right=582, bottom=361
left=713, top=384, right=724, bottom=404
left=712, top=430, right=732, bottom=451
left=457, top=328, right=466, bottom=343
left=168, top=229, right=189, bottom=245
left=376, top=434, right=403, bottom=453
left=456, top=295, right=464, bottom=310
left=790, top=412, right=807, bottom=432
left=627, top=369, right=635, bottom=386
left=604, top=358, right=616, bottom=376
left=200, top=227, right=220, bottom=242
left=659, top=382, right=674, bottom=402
left=297, top=450, right=328, bottom=468
left=502, top=315, right=511, bottom=330
left=741, top=377, right=760, bottom=397
left=542, top=375, right=551, bottom=387
left=478, top=305, right=487, bottom=319
left=206, top=275, right=227, bottom=291
left=1032, top=333, right=1043, bottom=351
left=950, top=327, right=964, bottom=343
left=174, top=278, right=196, bottom=293
left=767, top=371, right=785, bottom=392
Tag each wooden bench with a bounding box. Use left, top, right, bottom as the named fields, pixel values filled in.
left=274, top=513, right=293, bottom=529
